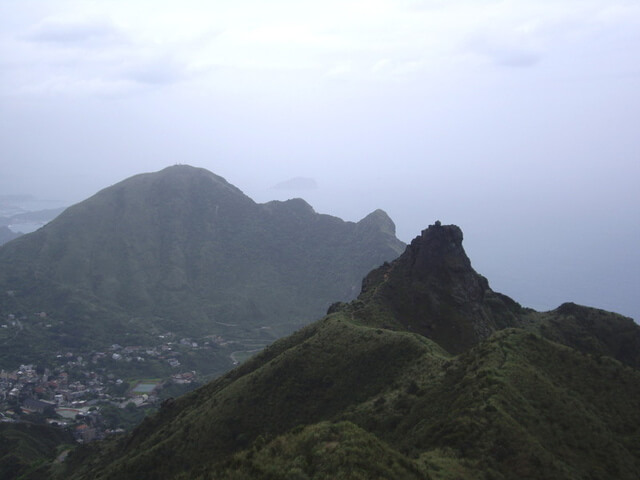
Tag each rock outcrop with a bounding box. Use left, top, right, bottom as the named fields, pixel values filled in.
left=357, top=222, right=523, bottom=353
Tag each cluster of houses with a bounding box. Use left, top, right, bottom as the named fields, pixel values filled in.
left=0, top=306, right=243, bottom=441
left=0, top=334, right=203, bottom=442
left=0, top=364, right=113, bottom=441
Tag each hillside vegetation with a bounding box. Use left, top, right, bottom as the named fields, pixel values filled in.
left=56, top=223, right=640, bottom=479
left=0, top=422, right=74, bottom=480
left=0, top=165, right=404, bottom=377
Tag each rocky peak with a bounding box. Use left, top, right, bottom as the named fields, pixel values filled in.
left=357, top=222, right=521, bottom=353
left=405, top=222, right=475, bottom=281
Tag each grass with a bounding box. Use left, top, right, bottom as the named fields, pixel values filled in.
left=58, top=320, right=640, bottom=480
left=0, top=422, right=74, bottom=480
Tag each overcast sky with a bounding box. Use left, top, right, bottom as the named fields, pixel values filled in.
left=1, top=0, right=639, bottom=320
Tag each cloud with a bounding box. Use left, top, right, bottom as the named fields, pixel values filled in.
left=25, top=17, right=125, bottom=46
left=370, top=58, right=427, bottom=79
left=9, top=15, right=194, bottom=96
left=5, top=0, right=640, bottom=97
left=462, top=22, right=545, bottom=69
left=120, top=55, right=188, bottom=86
left=482, top=47, right=541, bottom=68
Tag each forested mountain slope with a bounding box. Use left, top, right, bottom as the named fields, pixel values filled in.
left=0, top=165, right=404, bottom=376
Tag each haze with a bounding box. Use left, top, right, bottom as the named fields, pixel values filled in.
left=1, top=0, right=638, bottom=320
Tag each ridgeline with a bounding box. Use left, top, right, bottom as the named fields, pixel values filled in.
left=54, top=223, right=640, bottom=480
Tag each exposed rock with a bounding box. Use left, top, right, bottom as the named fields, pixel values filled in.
left=357, top=222, right=522, bottom=353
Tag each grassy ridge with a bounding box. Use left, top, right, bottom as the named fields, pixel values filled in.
left=62, top=314, right=445, bottom=479
left=59, top=317, right=640, bottom=479
left=211, top=421, right=428, bottom=480
left=207, top=329, right=640, bottom=480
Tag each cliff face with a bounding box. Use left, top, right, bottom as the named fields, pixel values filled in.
left=354, top=223, right=640, bottom=365
left=356, top=222, right=522, bottom=353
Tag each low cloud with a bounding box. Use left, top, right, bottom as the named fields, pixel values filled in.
left=25, top=17, right=125, bottom=46
left=464, top=29, right=543, bottom=69
left=488, top=49, right=541, bottom=68
left=121, top=56, right=188, bottom=86
left=14, top=16, right=192, bottom=95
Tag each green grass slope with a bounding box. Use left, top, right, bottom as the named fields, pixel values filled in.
left=212, top=421, right=428, bottom=480
left=355, top=329, right=640, bottom=479
left=534, top=302, right=640, bottom=368
left=211, top=330, right=640, bottom=480
left=59, top=319, right=640, bottom=480
left=0, top=422, right=73, bottom=480
left=61, top=313, right=448, bottom=479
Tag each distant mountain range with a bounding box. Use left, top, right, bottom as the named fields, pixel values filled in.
left=0, top=203, right=65, bottom=241
left=56, top=223, right=640, bottom=480
left=0, top=165, right=404, bottom=376
left=0, top=226, right=22, bottom=246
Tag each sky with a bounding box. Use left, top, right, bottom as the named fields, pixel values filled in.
left=1, top=0, right=639, bottom=320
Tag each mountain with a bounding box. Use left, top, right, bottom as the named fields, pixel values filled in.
left=0, top=422, right=74, bottom=480
left=56, top=223, right=640, bottom=480
left=0, top=165, right=404, bottom=376
left=348, top=223, right=524, bottom=353
left=0, top=226, right=21, bottom=246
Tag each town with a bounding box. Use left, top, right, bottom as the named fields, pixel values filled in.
left=0, top=331, right=233, bottom=443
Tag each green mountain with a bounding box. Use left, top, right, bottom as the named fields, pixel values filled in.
left=0, top=165, right=404, bottom=375
left=56, top=223, right=640, bottom=480
left=0, top=421, right=73, bottom=480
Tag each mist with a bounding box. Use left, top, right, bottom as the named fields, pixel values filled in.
left=1, top=0, right=638, bottom=320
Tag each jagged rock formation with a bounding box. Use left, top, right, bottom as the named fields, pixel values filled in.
left=350, top=223, right=524, bottom=353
